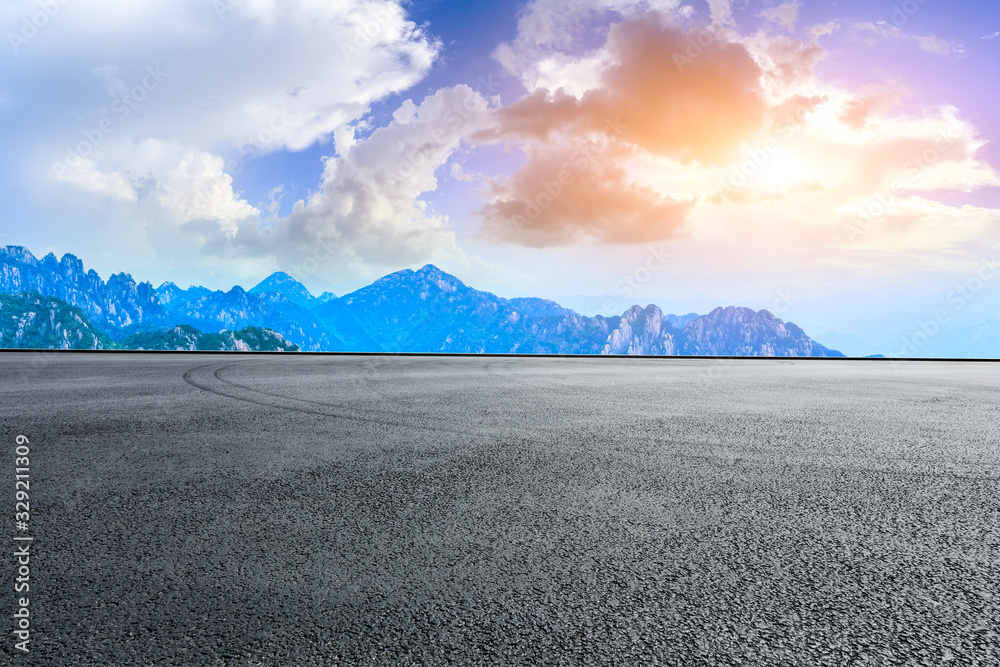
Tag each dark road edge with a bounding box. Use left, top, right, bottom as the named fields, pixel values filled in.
left=1, top=348, right=998, bottom=361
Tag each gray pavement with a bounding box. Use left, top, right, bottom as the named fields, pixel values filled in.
left=1, top=352, right=998, bottom=665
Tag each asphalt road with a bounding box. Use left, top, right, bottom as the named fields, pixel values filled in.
left=1, top=352, right=998, bottom=665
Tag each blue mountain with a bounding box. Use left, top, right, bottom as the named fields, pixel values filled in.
left=0, top=246, right=844, bottom=356
left=310, top=265, right=619, bottom=353
left=153, top=282, right=342, bottom=351
left=249, top=271, right=330, bottom=309
left=0, top=246, right=166, bottom=332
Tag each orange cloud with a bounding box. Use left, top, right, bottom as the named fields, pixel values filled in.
left=474, top=12, right=770, bottom=246
left=480, top=13, right=766, bottom=165
left=471, top=5, right=998, bottom=265
left=839, top=82, right=908, bottom=129
left=478, top=141, right=693, bottom=247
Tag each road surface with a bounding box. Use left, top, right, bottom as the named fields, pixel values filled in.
left=1, top=353, right=998, bottom=665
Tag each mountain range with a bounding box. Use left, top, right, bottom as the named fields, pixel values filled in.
left=0, top=245, right=844, bottom=356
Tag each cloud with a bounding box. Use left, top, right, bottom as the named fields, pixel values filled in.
left=492, top=0, right=684, bottom=92
left=51, top=137, right=258, bottom=228
left=4, top=0, right=999, bottom=299
left=838, top=81, right=908, bottom=129
left=807, top=21, right=840, bottom=39
left=481, top=3, right=999, bottom=259
left=45, top=129, right=285, bottom=248
left=759, top=1, right=800, bottom=32
left=837, top=198, right=1000, bottom=267
left=50, top=157, right=137, bottom=203
left=715, top=99, right=999, bottom=207
left=478, top=141, right=694, bottom=247
left=2, top=0, right=446, bottom=279
left=481, top=5, right=995, bottom=259
left=473, top=11, right=772, bottom=246
left=853, top=22, right=962, bottom=56
left=482, top=13, right=766, bottom=165
left=982, top=31, right=1000, bottom=40
left=6, top=0, right=440, bottom=154
left=177, top=85, right=493, bottom=280
left=746, top=32, right=826, bottom=90
left=706, top=0, right=734, bottom=27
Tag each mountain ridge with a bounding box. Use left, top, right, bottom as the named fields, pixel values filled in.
left=0, top=246, right=843, bottom=356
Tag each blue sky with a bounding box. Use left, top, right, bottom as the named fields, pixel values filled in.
left=2, top=0, right=1000, bottom=356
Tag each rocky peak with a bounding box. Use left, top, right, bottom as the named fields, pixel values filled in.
left=249, top=271, right=316, bottom=308
left=0, top=246, right=167, bottom=332
left=0, top=246, right=38, bottom=265
left=603, top=304, right=678, bottom=355
left=414, top=264, right=463, bottom=293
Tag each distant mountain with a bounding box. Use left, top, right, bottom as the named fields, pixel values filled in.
left=249, top=271, right=325, bottom=309
left=0, top=248, right=335, bottom=351
left=152, top=282, right=342, bottom=351
left=681, top=306, right=842, bottom=356
left=506, top=297, right=579, bottom=320
left=666, top=312, right=700, bottom=329
left=312, top=264, right=543, bottom=352
left=311, top=265, right=620, bottom=353
left=602, top=305, right=679, bottom=355
left=0, top=246, right=166, bottom=332
left=0, top=292, right=113, bottom=349
left=310, top=265, right=838, bottom=356
left=598, top=305, right=841, bottom=356
left=120, top=324, right=299, bottom=352
left=1, top=246, right=843, bottom=356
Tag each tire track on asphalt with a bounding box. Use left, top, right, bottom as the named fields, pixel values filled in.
left=212, top=358, right=493, bottom=432
left=182, top=360, right=528, bottom=440
left=184, top=360, right=999, bottom=476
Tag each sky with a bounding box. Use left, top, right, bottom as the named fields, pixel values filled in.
left=2, top=0, right=1000, bottom=355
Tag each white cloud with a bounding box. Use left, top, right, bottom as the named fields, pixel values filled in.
left=2, top=0, right=445, bottom=277
left=759, top=1, right=800, bottom=32
left=530, top=51, right=613, bottom=99
left=853, top=21, right=962, bottom=56
left=4, top=0, right=439, bottom=153
left=706, top=0, right=734, bottom=27
left=493, top=0, right=684, bottom=92
left=180, top=85, right=494, bottom=281
left=50, top=157, right=137, bottom=203
left=51, top=137, right=258, bottom=230
left=807, top=21, right=840, bottom=39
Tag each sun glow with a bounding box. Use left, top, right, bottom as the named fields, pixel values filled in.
left=755, top=149, right=809, bottom=189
